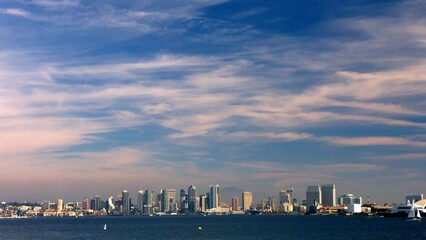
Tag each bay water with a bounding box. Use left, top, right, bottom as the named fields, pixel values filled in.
left=0, top=215, right=425, bottom=240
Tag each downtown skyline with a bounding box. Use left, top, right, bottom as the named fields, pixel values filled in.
left=0, top=0, right=426, bottom=203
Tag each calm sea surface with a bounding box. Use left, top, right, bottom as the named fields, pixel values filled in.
left=0, top=215, right=425, bottom=240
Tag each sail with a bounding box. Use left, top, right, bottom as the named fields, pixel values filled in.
left=407, top=202, right=416, bottom=218
left=415, top=209, right=422, bottom=219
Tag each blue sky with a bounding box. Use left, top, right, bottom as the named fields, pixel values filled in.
left=0, top=0, right=425, bottom=204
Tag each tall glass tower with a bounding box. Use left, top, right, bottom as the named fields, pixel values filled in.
left=321, top=184, right=336, bottom=207
left=188, top=185, right=197, bottom=213
left=209, top=184, right=220, bottom=209
left=122, top=190, right=130, bottom=214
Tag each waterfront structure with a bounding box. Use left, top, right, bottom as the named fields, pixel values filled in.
left=122, top=190, right=130, bottom=214
left=306, top=186, right=321, bottom=207
left=232, top=196, right=239, bottom=211
left=209, top=184, right=220, bottom=209
left=161, top=189, right=170, bottom=212
left=337, top=194, right=362, bottom=205
left=321, top=184, right=336, bottom=206
left=57, top=199, right=63, bottom=212
left=242, top=192, right=253, bottom=211
left=188, top=185, right=197, bottom=213
left=137, top=190, right=145, bottom=212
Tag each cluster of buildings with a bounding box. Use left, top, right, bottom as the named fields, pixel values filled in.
left=1, top=184, right=424, bottom=218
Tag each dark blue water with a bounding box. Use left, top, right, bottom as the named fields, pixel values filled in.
left=0, top=215, right=425, bottom=240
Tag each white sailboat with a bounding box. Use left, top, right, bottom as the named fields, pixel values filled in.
left=406, top=200, right=422, bottom=221
left=103, top=224, right=107, bottom=230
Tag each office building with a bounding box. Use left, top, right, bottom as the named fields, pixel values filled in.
left=242, top=192, right=253, bottom=211
left=337, top=194, right=362, bottom=205
left=209, top=184, right=220, bottom=209
left=321, top=184, right=336, bottom=206
left=161, top=189, right=170, bottom=212
left=306, top=185, right=321, bottom=207
left=137, top=190, right=145, bottom=212
left=107, top=196, right=114, bottom=213
left=42, top=201, right=50, bottom=210
left=232, top=196, right=239, bottom=211
left=279, top=189, right=293, bottom=205
left=122, top=190, right=130, bottom=214
left=188, top=185, right=197, bottom=213
left=94, top=195, right=102, bottom=210
left=199, top=195, right=207, bottom=212
left=143, top=189, right=153, bottom=215
left=57, top=199, right=63, bottom=212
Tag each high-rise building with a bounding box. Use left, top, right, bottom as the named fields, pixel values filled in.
left=94, top=195, right=102, bottom=210
left=199, top=195, right=207, bottom=212
left=261, top=199, right=267, bottom=210
left=279, top=189, right=293, bottom=205
left=57, top=199, right=63, bottom=212
left=188, top=185, right=197, bottom=213
left=161, top=189, right=170, bottom=212
left=306, top=186, right=321, bottom=207
left=83, top=197, right=89, bottom=210
left=179, top=189, right=187, bottom=213
left=143, top=189, right=153, bottom=215
left=168, top=189, right=176, bottom=205
left=137, top=190, right=145, bottom=212
left=209, top=184, right=220, bottom=209
left=42, top=201, right=50, bottom=210
left=232, top=196, right=239, bottom=211
left=242, top=192, right=253, bottom=211
left=107, top=196, right=115, bottom=213
left=337, top=194, right=362, bottom=205
left=122, top=190, right=130, bottom=214
left=321, top=184, right=336, bottom=207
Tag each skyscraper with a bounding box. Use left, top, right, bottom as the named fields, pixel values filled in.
left=161, top=189, right=170, bottom=212
left=199, top=195, right=207, bottom=212
left=94, top=195, right=102, bottom=210
left=179, top=189, right=187, bottom=213
left=122, top=190, right=130, bottom=214
left=137, top=190, right=145, bottom=212
left=321, top=184, right=336, bottom=206
left=57, top=199, right=63, bottom=212
left=209, top=184, right=220, bottom=209
left=188, top=185, right=197, bottom=213
left=143, top=189, right=153, bottom=215
left=306, top=185, right=321, bottom=207
left=83, top=197, right=89, bottom=210
left=279, top=189, right=293, bottom=205
left=242, top=192, right=253, bottom=211
left=232, top=196, right=239, bottom=211
left=107, top=196, right=115, bottom=213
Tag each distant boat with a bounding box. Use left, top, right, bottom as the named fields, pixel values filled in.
left=103, top=224, right=107, bottom=230
left=406, top=200, right=422, bottom=222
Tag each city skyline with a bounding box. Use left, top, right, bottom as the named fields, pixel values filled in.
left=0, top=0, right=426, bottom=204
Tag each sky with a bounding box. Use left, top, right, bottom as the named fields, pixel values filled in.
left=0, top=0, right=425, bottom=204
